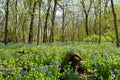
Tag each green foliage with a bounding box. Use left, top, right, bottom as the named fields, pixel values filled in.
left=83, top=34, right=107, bottom=42
left=0, top=43, right=120, bottom=80
left=82, top=33, right=116, bottom=43
left=104, top=31, right=115, bottom=42
left=83, top=34, right=99, bottom=42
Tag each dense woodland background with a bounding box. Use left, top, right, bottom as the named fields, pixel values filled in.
left=0, top=0, right=120, bottom=46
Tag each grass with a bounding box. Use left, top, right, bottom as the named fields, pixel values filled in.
left=0, top=42, right=120, bottom=80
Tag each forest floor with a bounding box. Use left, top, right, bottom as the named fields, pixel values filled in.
left=0, top=42, right=120, bottom=80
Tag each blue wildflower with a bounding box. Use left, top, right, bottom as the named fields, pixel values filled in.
left=21, top=71, right=29, bottom=76
left=42, top=65, right=48, bottom=73
left=112, top=74, right=116, bottom=79
left=48, top=72, right=53, bottom=78
left=55, top=61, right=61, bottom=68
left=49, top=65, right=53, bottom=68
left=69, top=61, right=72, bottom=65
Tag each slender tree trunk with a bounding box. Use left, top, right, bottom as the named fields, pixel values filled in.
left=4, top=0, right=10, bottom=45
left=22, top=15, right=26, bottom=43
left=62, top=7, right=65, bottom=42
left=85, top=14, right=89, bottom=37
left=22, top=26, right=25, bottom=43
left=72, top=17, right=75, bottom=43
left=77, top=29, right=80, bottom=41
left=14, top=0, right=17, bottom=43
left=111, top=0, right=119, bottom=47
left=80, top=0, right=92, bottom=37
left=76, top=17, right=80, bottom=41
left=98, top=0, right=102, bottom=44
left=50, top=0, right=57, bottom=43
left=37, top=0, right=42, bottom=45
left=94, top=17, right=97, bottom=34
left=28, top=1, right=37, bottom=43
left=40, top=23, right=43, bottom=43
left=57, top=3, right=65, bottom=42
left=71, top=0, right=75, bottom=44
left=104, top=0, right=108, bottom=29
left=43, top=0, right=52, bottom=43
left=93, top=3, right=98, bottom=35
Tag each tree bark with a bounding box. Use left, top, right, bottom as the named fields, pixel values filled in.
left=43, top=0, right=52, bottom=43
left=62, top=6, right=65, bottom=42
left=37, top=0, right=42, bottom=45
left=57, top=3, right=65, bottom=42
left=22, top=13, right=26, bottom=43
left=4, top=0, right=10, bottom=45
left=98, top=0, right=102, bottom=44
left=80, top=0, right=92, bottom=37
left=14, top=0, right=17, bottom=43
left=93, top=1, right=98, bottom=35
left=28, top=1, right=37, bottom=43
left=111, top=0, right=119, bottom=47
left=85, top=14, right=89, bottom=36
left=50, top=0, right=57, bottom=43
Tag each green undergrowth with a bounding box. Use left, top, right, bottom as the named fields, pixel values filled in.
left=0, top=42, right=120, bottom=80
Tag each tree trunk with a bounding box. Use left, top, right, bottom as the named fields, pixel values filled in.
left=14, top=0, right=17, bottom=43
left=98, top=0, right=102, bottom=44
left=80, top=0, right=92, bottom=37
left=57, top=3, right=65, bottom=42
left=62, top=7, right=65, bottom=42
left=22, top=15, right=26, bottom=43
left=43, top=0, right=52, bottom=43
left=28, top=1, right=37, bottom=43
left=85, top=14, right=89, bottom=36
left=111, top=0, right=119, bottom=47
left=4, top=0, right=10, bottom=45
left=50, top=0, right=57, bottom=43
left=94, top=17, right=97, bottom=34
left=93, top=2, right=98, bottom=35
left=71, top=0, right=75, bottom=44
left=103, top=0, right=108, bottom=29
left=37, top=0, right=42, bottom=45
left=22, top=26, right=25, bottom=43
left=77, top=29, right=80, bottom=41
